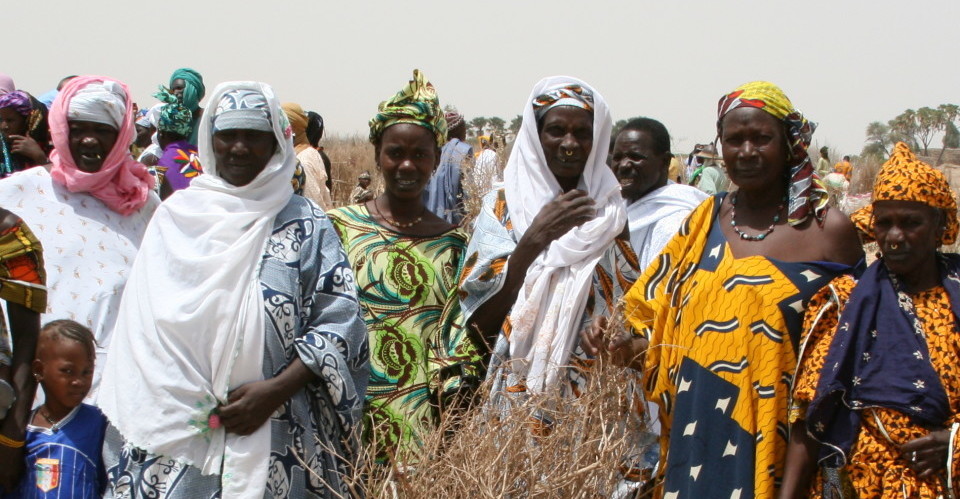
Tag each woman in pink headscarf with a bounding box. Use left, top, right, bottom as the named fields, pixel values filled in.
left=0, top=75, right=158, bottom=399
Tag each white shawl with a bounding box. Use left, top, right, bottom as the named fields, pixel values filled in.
left=626, top=182, right=708, bottom=270
left=98, top=82, right=296, bottom=499
left=502, top=76, right=626, bottom=393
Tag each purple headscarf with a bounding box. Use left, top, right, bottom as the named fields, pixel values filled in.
left=0, top=91, right=33, bottom=116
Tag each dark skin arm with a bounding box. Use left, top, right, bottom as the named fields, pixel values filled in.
left=0, top=302, right=40, bottom=493
left=778, top=420, right=820, bottom=499
left=218, top=358, right=315, bottom=436
left=467, top=190, right=596, bottom=350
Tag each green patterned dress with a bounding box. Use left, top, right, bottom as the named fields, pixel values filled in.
left=327, top=204, right=483, bottom=462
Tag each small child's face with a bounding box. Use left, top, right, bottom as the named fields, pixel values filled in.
left=359, top=178, right=371, bottom=188
left=34, top=339, right=94, bottom=410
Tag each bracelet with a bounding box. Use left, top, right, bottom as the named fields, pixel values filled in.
left=0, top=433, right=25, bottom=448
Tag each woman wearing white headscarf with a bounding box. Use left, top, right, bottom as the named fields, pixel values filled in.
left=459, top=76, right=641, bottom=412
left=98, top=81, right=369, bottom=499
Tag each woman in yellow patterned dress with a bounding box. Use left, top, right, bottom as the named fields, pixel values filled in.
left=617, top=82, right=862, bottom=498
left=783, top=143, right=960, bottom=498
left=326, top=70, right=483, bottom=463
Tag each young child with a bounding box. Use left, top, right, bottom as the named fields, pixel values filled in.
left=6, top=320, right=105, bottom=498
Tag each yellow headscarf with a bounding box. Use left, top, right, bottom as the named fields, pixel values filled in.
left=281, top=102, right=310, bottom=153
left=717, top=81, right=827, bottom=226
left=852, top=142, right=958, bottom=245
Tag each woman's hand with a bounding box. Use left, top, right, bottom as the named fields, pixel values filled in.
left=901, top=429, right=951, bottom=478
left=219, top=358, right=316, bottom=436
left=7, top=135, right=47, bottom=165
left=580, top=316, right=647, bottom=370
left=219, top=379, right=285, bottom=436
left=524, top=190, right=596, bottom=252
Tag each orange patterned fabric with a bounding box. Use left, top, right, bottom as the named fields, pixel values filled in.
left=851, top=142, right=959, bottom=245
left=624, top=195, right=848, bottom=498
left=0, top=219, right=46, bottom=313
left=794, top=277, right=960, bottom=497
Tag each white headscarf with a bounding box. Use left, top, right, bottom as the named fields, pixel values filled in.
left=502, top=76, right=626, bottom=393
left=66, top=80, right=127, bottom=129
left=98, top=81, right=295, bottom=499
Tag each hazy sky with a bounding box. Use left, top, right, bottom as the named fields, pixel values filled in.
left=6, top=0, right=958, bottom=156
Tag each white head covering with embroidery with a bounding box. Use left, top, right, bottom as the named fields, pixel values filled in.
left=501, top=76, right=626, bottom=393
left=98, top=81, right=295, bottom=499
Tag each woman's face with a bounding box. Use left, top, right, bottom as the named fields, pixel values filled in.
left=375, top=123, right=439, bottom=199
left=0, top=107, right=27, bottom=136
left=873, top=200, right=943, bottom=277
left=539, top=106, right=594, bottom=186
left=719, top=107, right=788, bottom=191
left=611, top=129, right=669, bottom=203
left=170, top=78, right=187, bottom=100
left=212, top=129, right=278, bottom=186
left=68, top=120, right=118, bottom=173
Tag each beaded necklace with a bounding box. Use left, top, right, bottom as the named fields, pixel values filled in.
left=374, top=198, right=424, bottom=229
left=729, top=190, right=787, bottom=241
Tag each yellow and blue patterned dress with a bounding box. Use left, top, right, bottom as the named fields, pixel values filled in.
left=624, top=195, right=850, bottom=498
left=327, top=204, right=483, bottom=462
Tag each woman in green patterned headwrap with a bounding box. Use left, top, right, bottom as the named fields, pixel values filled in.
left=327, top=69, right=484, bottom=464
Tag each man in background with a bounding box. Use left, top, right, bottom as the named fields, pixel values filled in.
left=423, top=106, right=471, bottom=224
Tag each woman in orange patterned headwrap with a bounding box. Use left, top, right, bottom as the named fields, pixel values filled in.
left=612, top=81, right=862, bottom=498
left=784, top=142, right=960, bottom=498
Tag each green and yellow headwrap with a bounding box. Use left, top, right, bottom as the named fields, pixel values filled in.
left=368, top=69, right=446, bottom=148
left=852, top=142, right=959, bottom=245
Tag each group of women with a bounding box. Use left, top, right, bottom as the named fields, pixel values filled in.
left=0, top=67, right=958, bottom=499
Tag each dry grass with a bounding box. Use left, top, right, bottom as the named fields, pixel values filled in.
left=319, top=357, right=651, bottom=499
left=324, top=134, right=379, bottom=207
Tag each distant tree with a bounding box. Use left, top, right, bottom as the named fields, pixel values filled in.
left=936, top=121, right=960, bottom=165
left=488, top=117, right=506, bottom=135
left=939, top=104, right=960, bottom=125
left=509, top=115, right=523, bottom=134
left=915, top=106, right=947, bottom=155
left=945, top=121, right=960, bottom=149
left=469, top=117, right=489, bottom=137
left=861, top=141, right=887, bottom=161
left=887, top=110, right=921, bottom=152
left=863, top=121, right=892, bottom=157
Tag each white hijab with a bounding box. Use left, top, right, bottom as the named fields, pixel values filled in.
left=98, top=82, right=296, bottom=499
left=501, top=76, right=626, bottom=393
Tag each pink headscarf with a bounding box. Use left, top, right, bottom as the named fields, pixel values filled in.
left=49, top=75, right=154, bottom=216
left=0, top=73, right=13, bottom=94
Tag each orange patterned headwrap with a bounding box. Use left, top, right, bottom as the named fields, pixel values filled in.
left=852, top=142, right=958, bottom=245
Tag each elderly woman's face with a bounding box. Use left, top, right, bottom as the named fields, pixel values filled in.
left=874, top=200, right=943, bottom=277
left=0, top=108, right=26, bottom=136
left=720, top=107, right=788, bottom=191
left=539, top=106, right=593, bottom=186
left=212, top=129, right=277, bottom=186
left=68, top=120, right=118, bottom=173
left=376, top=123, right=439, bottom=199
